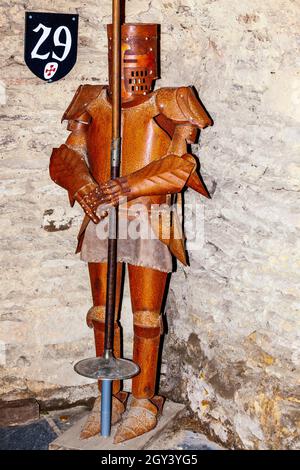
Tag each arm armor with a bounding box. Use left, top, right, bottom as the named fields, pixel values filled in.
left=101, top=154, right=197, bottom=206
left=49, top=144, right=104, bottom=224
left=156, top=86, right=212, bottom=129
left=49, top=85, right=106, bottom=223
left=155, top=86, right=212, bottom=198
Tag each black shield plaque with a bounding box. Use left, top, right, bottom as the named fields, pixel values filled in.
left=24, top=12, right=78, bottom=83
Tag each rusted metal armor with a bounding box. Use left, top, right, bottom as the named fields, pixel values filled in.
left=50, top=23, right=212, bottom=443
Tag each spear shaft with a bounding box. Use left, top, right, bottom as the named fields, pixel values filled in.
left=104, top=0, right=121, bottom=352
left=101, top=0, right=122, bottom=437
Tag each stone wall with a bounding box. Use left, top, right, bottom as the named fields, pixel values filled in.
left=0, top=0, right=299, bottom=449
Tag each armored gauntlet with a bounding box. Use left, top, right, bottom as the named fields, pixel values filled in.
left=50, top=144, right=105, bottom=224
left=100, top=153, right=209, bottom=206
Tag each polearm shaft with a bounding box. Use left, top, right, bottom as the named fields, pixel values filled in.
left=105, top=0, right=121, bottom=352
left=101, top=0, right=122, bottom=438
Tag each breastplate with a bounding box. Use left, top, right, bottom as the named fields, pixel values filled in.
left=86, top=89, right=171, bottom=185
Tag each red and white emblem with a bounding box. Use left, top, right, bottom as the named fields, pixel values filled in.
left=44, top=62, right=58, bottom=80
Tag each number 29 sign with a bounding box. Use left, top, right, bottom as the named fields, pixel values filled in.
left=24, top=12, right=78, bottom=83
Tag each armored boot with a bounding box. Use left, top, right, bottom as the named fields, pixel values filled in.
left=80, top=306, right=128, bottom=439
left=114, top=311, right=165, bottom=444
left=80, top=392, right=128, bottom=440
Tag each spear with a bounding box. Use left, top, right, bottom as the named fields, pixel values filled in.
left=74, top=0, right=139, bottom=439
left=101, top=0, right=122, bottom=438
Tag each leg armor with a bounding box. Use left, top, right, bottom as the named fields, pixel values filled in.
left=87, top=262, right=123, bottom=395
left=128, top=265, right=168, bottom=399
left=114, top=265, right=167, bottom=444
left=81, top=262, right=127, bottom=440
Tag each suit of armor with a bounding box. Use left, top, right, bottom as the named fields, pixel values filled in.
left=50, top=23, right=212, bottom=443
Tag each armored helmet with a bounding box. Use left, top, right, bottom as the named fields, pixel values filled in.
left=107, top=23, right=160, bottom=100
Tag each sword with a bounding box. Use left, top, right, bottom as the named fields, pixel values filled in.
left=74, top=0, right=139, bottom=439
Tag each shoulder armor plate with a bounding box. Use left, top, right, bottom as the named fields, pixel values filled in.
left=61, top=85, right=106, bottom=123
left=155, top=87, right=212, bottom=129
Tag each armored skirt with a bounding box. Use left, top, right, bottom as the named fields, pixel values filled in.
left=80, top=205, right=173, bottom=273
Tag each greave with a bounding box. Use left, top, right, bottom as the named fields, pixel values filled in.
left=87, top=306, right=121, bottom=395
left=132, top=311, right=162, bottom=399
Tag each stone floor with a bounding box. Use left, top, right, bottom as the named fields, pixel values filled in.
left=0, top=405, right=224, bottom=451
